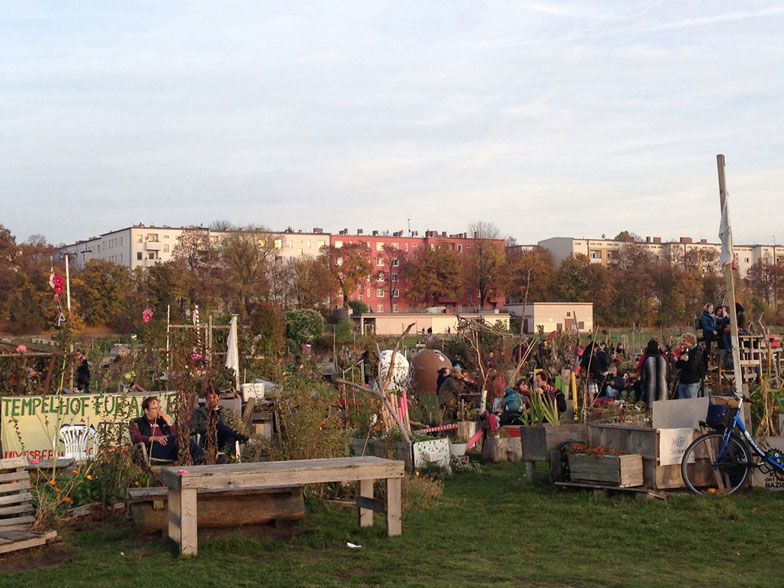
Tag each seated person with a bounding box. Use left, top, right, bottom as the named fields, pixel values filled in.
left=602, top=366, right=625, bottom=400
left=130, top=396, right=205, bottom=463
left=190, top=387, right=250, bottom=456
left=533, top=371, right=567, bottom=413
left=500, top=384, right=524, bottom=426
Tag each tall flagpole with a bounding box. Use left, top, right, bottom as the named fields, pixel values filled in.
left=716, top=154, right=744, bottom=396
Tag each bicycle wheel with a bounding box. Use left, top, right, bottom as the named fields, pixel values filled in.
left=681, top=432, right=752, bottom=496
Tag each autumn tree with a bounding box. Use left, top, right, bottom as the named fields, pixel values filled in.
left=284, top=256, right=332, bottom=309
left=402, top=242, right=463, bottom=307
left=172, top=227, right=222, bottom=311
left=467, top=221, right=505, bottom=308
left=607, top=243, right=657, bottom=325
left=321, top=242, right=372, bottom=309
left=553, top=254, right=592, bottom=302
left=71, top=259, right=133, bottom=328
left=504, top=247, right=556, bottom=303
left=375, top=244, right=408, bottom=312
left=218, top=231, right=277, bottom=317
left=0, top=225, right=20, bottom=318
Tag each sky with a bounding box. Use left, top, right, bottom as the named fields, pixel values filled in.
left=2, top=1, right=783, bottom=247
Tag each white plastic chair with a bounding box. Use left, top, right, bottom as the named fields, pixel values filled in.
left=54, top=424, right=97, bottom=461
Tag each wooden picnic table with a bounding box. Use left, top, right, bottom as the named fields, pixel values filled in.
left=161, top=456, right=405, bottom=555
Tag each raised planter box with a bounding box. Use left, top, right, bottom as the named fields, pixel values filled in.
left=568, top=453, right=644, bottom=488
left=520, top=423, right=588, bottom=461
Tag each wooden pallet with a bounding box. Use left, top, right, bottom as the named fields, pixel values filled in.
left=0, top=457, right=58, bottom=554
left=554, top=481, right=667, bottom=500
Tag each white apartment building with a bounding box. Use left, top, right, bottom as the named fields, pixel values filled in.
left=60, top=225, right=329, bottom=270
left=538, top=236, right=784, bottom=278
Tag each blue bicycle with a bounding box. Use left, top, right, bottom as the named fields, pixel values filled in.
left=681, top=392, right=784, bottom=495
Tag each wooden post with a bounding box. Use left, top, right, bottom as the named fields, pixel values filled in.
left=358, top=478, right=374, bottom=528
left=385, top=477, right=402, bottom=536
left=180, top=488, right=198, bottom=555
left=717, top=154, right=744, bottom=397
left=167, top=488, right=181, bottom=544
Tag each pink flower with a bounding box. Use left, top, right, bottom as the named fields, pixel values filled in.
left=142, top=308, right=153, bottom=323
left=16, top=344, right=27, bottom=353
left=52, top=275, right=66, bottom=295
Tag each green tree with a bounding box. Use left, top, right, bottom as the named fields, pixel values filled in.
left=287, top=256, right=332, bottom=309
left=284, top=309, right=325, bottom=344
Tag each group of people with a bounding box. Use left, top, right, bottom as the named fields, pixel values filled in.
left=130, top=387, right=252, bottom=464
left=490, top=370, right=567, bottom=426
left=436, top=365, right=479, bottom=419
left=700, top=302, right=747, bottom=367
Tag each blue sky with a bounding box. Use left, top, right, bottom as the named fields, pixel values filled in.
left=2, top=1, right=783, bottom=247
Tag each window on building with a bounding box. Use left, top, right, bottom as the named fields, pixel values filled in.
left=148, top=252, right=156, bottom=259
left=377, top=272, right=385, bottom=282
left=366, top=289, right=371, bottom=297
left=578, top=321, right=585, bottom=329
left=137, top=235, right=143, bottom=243
left=307, top=240, right=311, bottom=248
left=393, top=304, right=400, bottom=313
left=413, top=252, right=417, bottom=259
left=467, top=294, right=472, bottom=302
left=377, top=304, right=384, bottom=313
left=163, top=244, right=169, bottom=252
left=297, top=248, right=303, bottom=255
left=376, top=242, right=384, bottom=251
left=466, top=244, right=471, bottom=249
left=566, top=311, right=571, bottom=317
left=591, top=251, right=602, bottom=259
left=317, top=240, right=325, bottom=249
left=334, top=241, right=343, bottom=248
left=163, top=235, right=169, bottom=239
left=137, top=252, right=142, bottom=260
left=376, top=288, right=384, bottom=297
left=392, top=243, right=399, bottom=249
left=147, top=234, right=159, bottom=242
left=405, top=244, right=409, bottom=251
left=336, top=257, right=343, bottom=266
left=274, top=239, right=282, bottom=249
left=392, top=258, right=399, bottom=267
left=392, top=289, right=399, bottom=298
left=288, top=240, right=292, bottom=249
left=457, top=244, right=462, bottom=252
left=376, top=258, right=384, bottom=266
left=391, top=273, right=399, bottom=282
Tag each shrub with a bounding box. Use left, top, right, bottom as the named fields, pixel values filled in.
left=285, top=309, right=325, bottom=344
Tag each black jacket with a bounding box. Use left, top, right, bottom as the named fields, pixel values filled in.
left=676, top=345, right=703, bottom=384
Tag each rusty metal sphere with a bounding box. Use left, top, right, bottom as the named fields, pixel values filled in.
left=410, top=349, right=452, bottom=395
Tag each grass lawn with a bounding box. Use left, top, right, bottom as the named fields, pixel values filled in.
left=3, top=462, right=784, bottom=587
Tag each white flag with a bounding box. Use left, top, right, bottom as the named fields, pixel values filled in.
left=719, top=192, right=734, bottom=266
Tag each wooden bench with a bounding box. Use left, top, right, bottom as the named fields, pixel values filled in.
left=161, top=456, right=405, bottom=555
left=126, top=485, right=305, bottom=533
left=0, top=457, right=58, bottom=554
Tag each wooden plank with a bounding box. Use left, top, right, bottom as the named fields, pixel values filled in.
left=0, top=458, right=29, bottom=470
left=180, top=488, right=198, bottom=556
left=0, top=470, right=29, bottom=483
left=126, top=484, right=304, bottom=502
left=356, top=496, right=386, bottom=514
left=569, top=454, right=643, bottom=488
left=161, top=457, right=404, bottom=491
left=0, top=503, right=34, bottom=517
left=0, top=516, right=35, bottom=528
left=0, top=532, right=53, bottom=555
left=385, top=477, right=401, bottom=537
left=0, top=492, right=32, bottom=506
left=167, top=489, right=181, bottom=545
left=358, top=479, right=374, bottom=527
left=0, top=480, right=32, bottom=494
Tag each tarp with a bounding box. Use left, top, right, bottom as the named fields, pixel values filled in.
left=225, top=314, right=240, bottom=389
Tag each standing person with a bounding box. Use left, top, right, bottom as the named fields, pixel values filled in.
left=615, top=342, right=627, bottom=360
left=484, top=351, right=499, bottom=371
left=675, top=333, right=703, bottom=399
left=131, top=396, right=205, bottom=463
left=76, top=351, right=90, bottom=392
left=191, top=387, right=252, bottom=457
left=700, top=303, right=719, bottom=356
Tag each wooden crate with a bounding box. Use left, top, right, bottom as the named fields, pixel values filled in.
left=520, top=423, right=588, bottom=461
left=568, top=453, right=644, bottom=488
